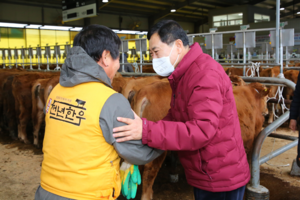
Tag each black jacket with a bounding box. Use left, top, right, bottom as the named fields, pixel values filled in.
left=290, top=72, right=300, bottom=120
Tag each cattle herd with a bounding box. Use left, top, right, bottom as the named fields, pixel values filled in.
left=0, top=62, right=299, bottom=200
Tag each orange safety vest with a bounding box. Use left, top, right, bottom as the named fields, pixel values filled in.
left=41, top=82, right=120, bottom=200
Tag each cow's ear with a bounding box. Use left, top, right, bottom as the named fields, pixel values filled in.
left=128, top=90, right=136, bottom=104
left=261, top=88, right=270, bottom=96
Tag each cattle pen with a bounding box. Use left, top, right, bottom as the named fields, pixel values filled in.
left=2, top=23, right=300, bottom=200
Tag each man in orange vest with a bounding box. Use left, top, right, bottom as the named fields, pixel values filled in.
left=35, top=24, right=163, bottom=200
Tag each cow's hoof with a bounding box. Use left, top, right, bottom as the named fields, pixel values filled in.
left=169, top=174, right=179, bottom=183
left=24, top=139, right=31, bottom=144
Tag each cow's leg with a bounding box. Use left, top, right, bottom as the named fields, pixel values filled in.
left=19, top=106, right=30, bottom=144
left=267, top=103, right=274, bottom=124
left=33, top=111, right=45, bottom=148
left=141, top=151, right=168, bottom=200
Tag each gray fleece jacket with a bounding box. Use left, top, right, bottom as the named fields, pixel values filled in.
left=59, top=46, right=163, bottom=165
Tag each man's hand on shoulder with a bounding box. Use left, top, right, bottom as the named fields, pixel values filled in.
left=113, top=111, right=143, bottom=142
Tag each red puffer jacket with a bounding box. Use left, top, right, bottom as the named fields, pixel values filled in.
left=142, top=43, right=250, bottom=192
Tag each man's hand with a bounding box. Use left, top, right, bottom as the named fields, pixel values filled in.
left=113, top=111, right=143, bottom=142
left=289, top=119, right=297, bottom=132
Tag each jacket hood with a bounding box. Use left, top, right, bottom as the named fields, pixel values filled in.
left=59, top=46, right=112, bottom=88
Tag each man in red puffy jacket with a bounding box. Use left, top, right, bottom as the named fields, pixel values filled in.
left=113, top=20, right=250, bottom=200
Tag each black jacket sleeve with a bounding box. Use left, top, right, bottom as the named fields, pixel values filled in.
left=290, top=72, right=300, bottom=120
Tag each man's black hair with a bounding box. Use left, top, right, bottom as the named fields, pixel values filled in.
left=73, top=24, right=121, bottom=61
left=147, top=20, right=189, bottom=46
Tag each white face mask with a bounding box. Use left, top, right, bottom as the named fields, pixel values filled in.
left=153, top=43, right=179, bottom=77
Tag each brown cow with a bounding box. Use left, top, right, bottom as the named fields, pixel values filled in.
left=260, top=66, right=281, bottom=124
left=229, top=75, right=246, bottom=87
left=31, top=75, right=60, bottom=148
left=0, top=69, right=27, bottom=134
left=12, top=72, right=59, bottom=144
left=233, top=82, right=269, bottom=155
left=283, top=70, right=299, bottom=101
left=32, top=78, right=50, bottom=147
left=111, top=73, right=135, bottom=93
left=225, top=67, right=262, bottom=77
left=130, top=78, right=269, bottom=200
left=130, top=80, right=171, bottom=200
left=122, top=76, right=163, bottom=102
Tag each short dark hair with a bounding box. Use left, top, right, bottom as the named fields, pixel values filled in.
left=73, top=24, right=121, bottom=61
left=147, top=20, right=189, bottom=46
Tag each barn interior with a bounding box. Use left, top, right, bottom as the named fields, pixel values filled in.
left=1, top=0, right=300, bottom=200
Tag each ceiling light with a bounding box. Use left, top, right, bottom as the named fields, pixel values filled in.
left=138, top=31, right=148, bottom=35
left=238, top=13, right=243, bottom=16
left=0, top=22, right=27, bottom=28
left=40, top=25, right=73, bottom=30
left=117, top=30, right=139, bottom=34
left=102, top=0, right=108, bottom=2
left=171, top=9, right=176, bottom=12
left=26, top=24, right=42, bottom=29
left=297, top=12, right=300, bottom=14
left=280, top=8, right=285, bottom=10
left=70, top=27, right=83, bottom=31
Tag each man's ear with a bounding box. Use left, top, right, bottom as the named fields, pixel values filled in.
left=98, top=50, right=110, bottom=68
left=175, top=39, right=184, bottom=54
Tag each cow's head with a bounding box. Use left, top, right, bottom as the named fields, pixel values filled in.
left=229, top=75, right=246, bottom=87
left=248, top=82, right=270, bottom=116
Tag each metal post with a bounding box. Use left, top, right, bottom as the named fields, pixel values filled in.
left=231, top=45, right=233, bottom=67
left=2, top=49, right=5, bottom=69
left=275, top=0, right=280, bottom=64
left=36, top=46, right=41, bottom=70
left=21, top=47, right=25, bottom=69
left=248, top=48, right=251, bottom=60
left=45, top=44, right=50, bottom=71
left=28, top=47, right=33, bottom=70
left=8, top=49, right=12, bottom=69
left=139, top=40, right=142, bottom=73
left=122, top=41, right=125, bottom=72
left=54, top=44, right=60, bottom=70
left=266, top=43, right=269, bottom=67
left=280, top=29, right=284, bottom=75
left=252, top=111, right=289, bottom=187
left=243, top=31, right=246, bottom=76
left=212, top=34, right=215, bottom=59
left=14, top=48, right=18, bottom=69
left=286, top=46, right=289, bottom=67
left=242, top=76, right=296, bottom=200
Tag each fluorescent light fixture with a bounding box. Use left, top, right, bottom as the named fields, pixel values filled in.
left=117, top=30, right=139, bottom=34
left=171, top=9, right=176, bottom=12
left=102, top=0, right=108, bottom=2
left=280, top=8, right=285, bottom=10
left=138, top=31, right=148, bottom=35
left=70, top=27, right=83, bottom=31
left=238, top=13, right=243, bottom=16
left=0, top=22, right=27, bottom=28
left=297, top=12, right=300, bottom=14
left=26, top=24, right=42, bottom=29
left=40, top=25, right=72, bottom=30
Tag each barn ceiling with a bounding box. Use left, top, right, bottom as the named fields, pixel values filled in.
left=1, top=0, right=300, bottom=27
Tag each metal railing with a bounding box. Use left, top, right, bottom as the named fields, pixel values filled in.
left=242, top=77, right=297, bottom=200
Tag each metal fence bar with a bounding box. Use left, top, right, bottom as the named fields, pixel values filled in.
left=268, top=133, right=298, bottom=141
left=259, top=139, right=298, bottom=165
